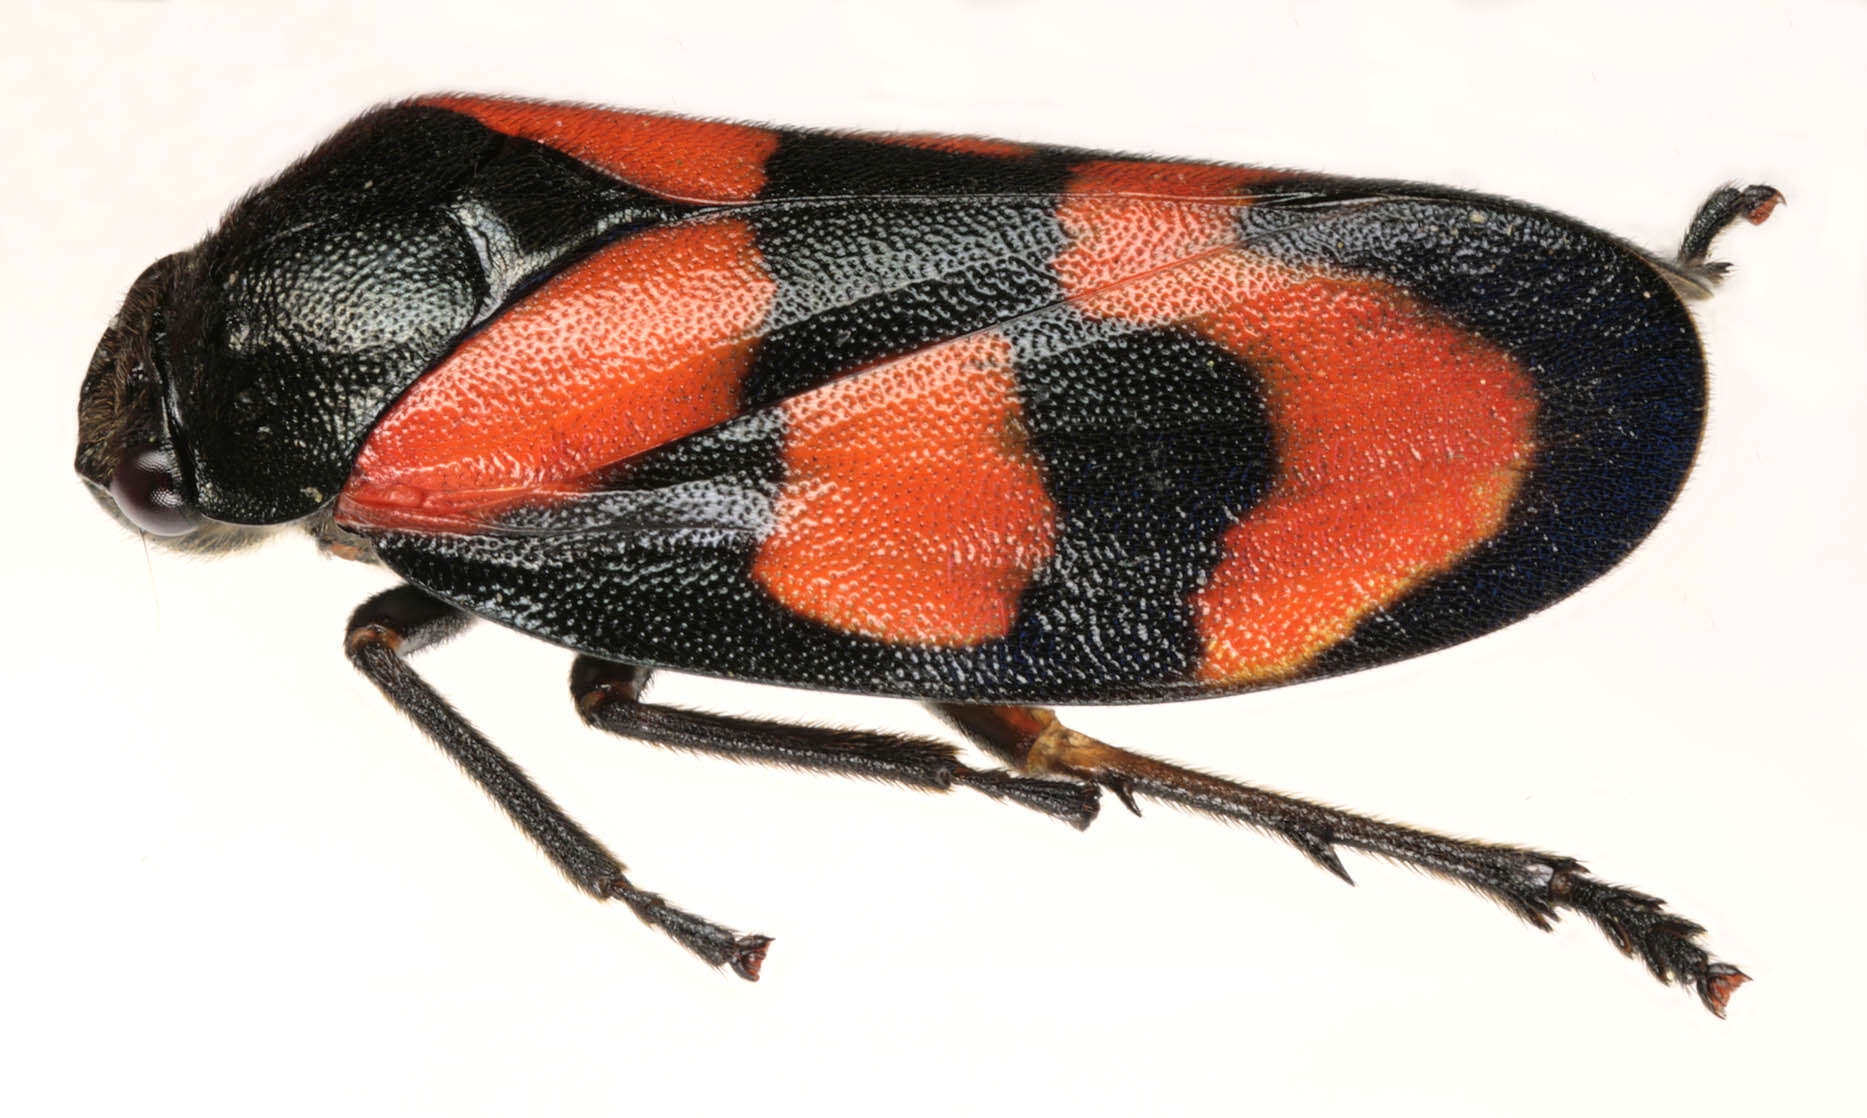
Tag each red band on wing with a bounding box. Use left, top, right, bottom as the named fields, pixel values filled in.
left=339, top=218, right=774, bottom=528
left=850, top=132, right=1036, bottom=158
left=1067, top=160, right=1291, bottom=199
left=1191, top=273, right=1538, bottom=682
left=1054, top=161, right=1269, bottom=314
left=1057, top=178, right=1537, bottom=683
left=752, top=333, right=1058, bottom=646
left=420, top=96, right=779, bottom=202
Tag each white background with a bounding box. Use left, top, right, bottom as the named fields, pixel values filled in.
left=5, top=1, right=1862, bottom=1114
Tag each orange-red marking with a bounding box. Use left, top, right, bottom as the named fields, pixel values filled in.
left=1066, top=160, right=1292, bottom=200
left=752, top=332, right=1057, bottom=646
left=420, top=96, right=779, bottom=203
left=338, top=217, right=773, bottom=529
left=1054, top=162, right=1271, bottom=321
left=1193, top=276, right=1537, bottom=682
left=1057, top=174, right=1538, bottom=683
left=853, top=131, right=1036, bottom=158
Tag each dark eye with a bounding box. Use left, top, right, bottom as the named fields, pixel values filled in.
left=109, top=447, right=199, bottom=536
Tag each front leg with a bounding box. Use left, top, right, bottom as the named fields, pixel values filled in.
left=345, top=585, right=771, bottom=979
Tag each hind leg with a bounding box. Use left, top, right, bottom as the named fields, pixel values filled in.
left=930, top=702, right=1747, bottom=1016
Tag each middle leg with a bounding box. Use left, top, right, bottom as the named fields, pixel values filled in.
left=571, top=657, right=1100, bottom=828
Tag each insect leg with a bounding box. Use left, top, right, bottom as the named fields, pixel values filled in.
left=932, top=702, right=1748, bottom=1016
left=345, top=585, right=771, bottom=979
left=1678, top=183, right=1784, bottom=273
left=571, top=656, right=1099, bottom=828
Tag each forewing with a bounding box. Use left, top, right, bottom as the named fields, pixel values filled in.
left=346, top=171, right=1704, bottom=703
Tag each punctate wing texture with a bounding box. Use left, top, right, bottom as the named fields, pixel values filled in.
left=342, top=216, right=777, bottom=522
left=158, top=106, right=691, bottom=523
left=335, top=98, right=1705, bottom=703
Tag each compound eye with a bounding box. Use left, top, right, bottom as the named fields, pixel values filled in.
left=108, top=447, right=199, bottom=536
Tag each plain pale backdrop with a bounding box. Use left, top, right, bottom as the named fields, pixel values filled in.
left=5, top=1, right=1863, bottom=1115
